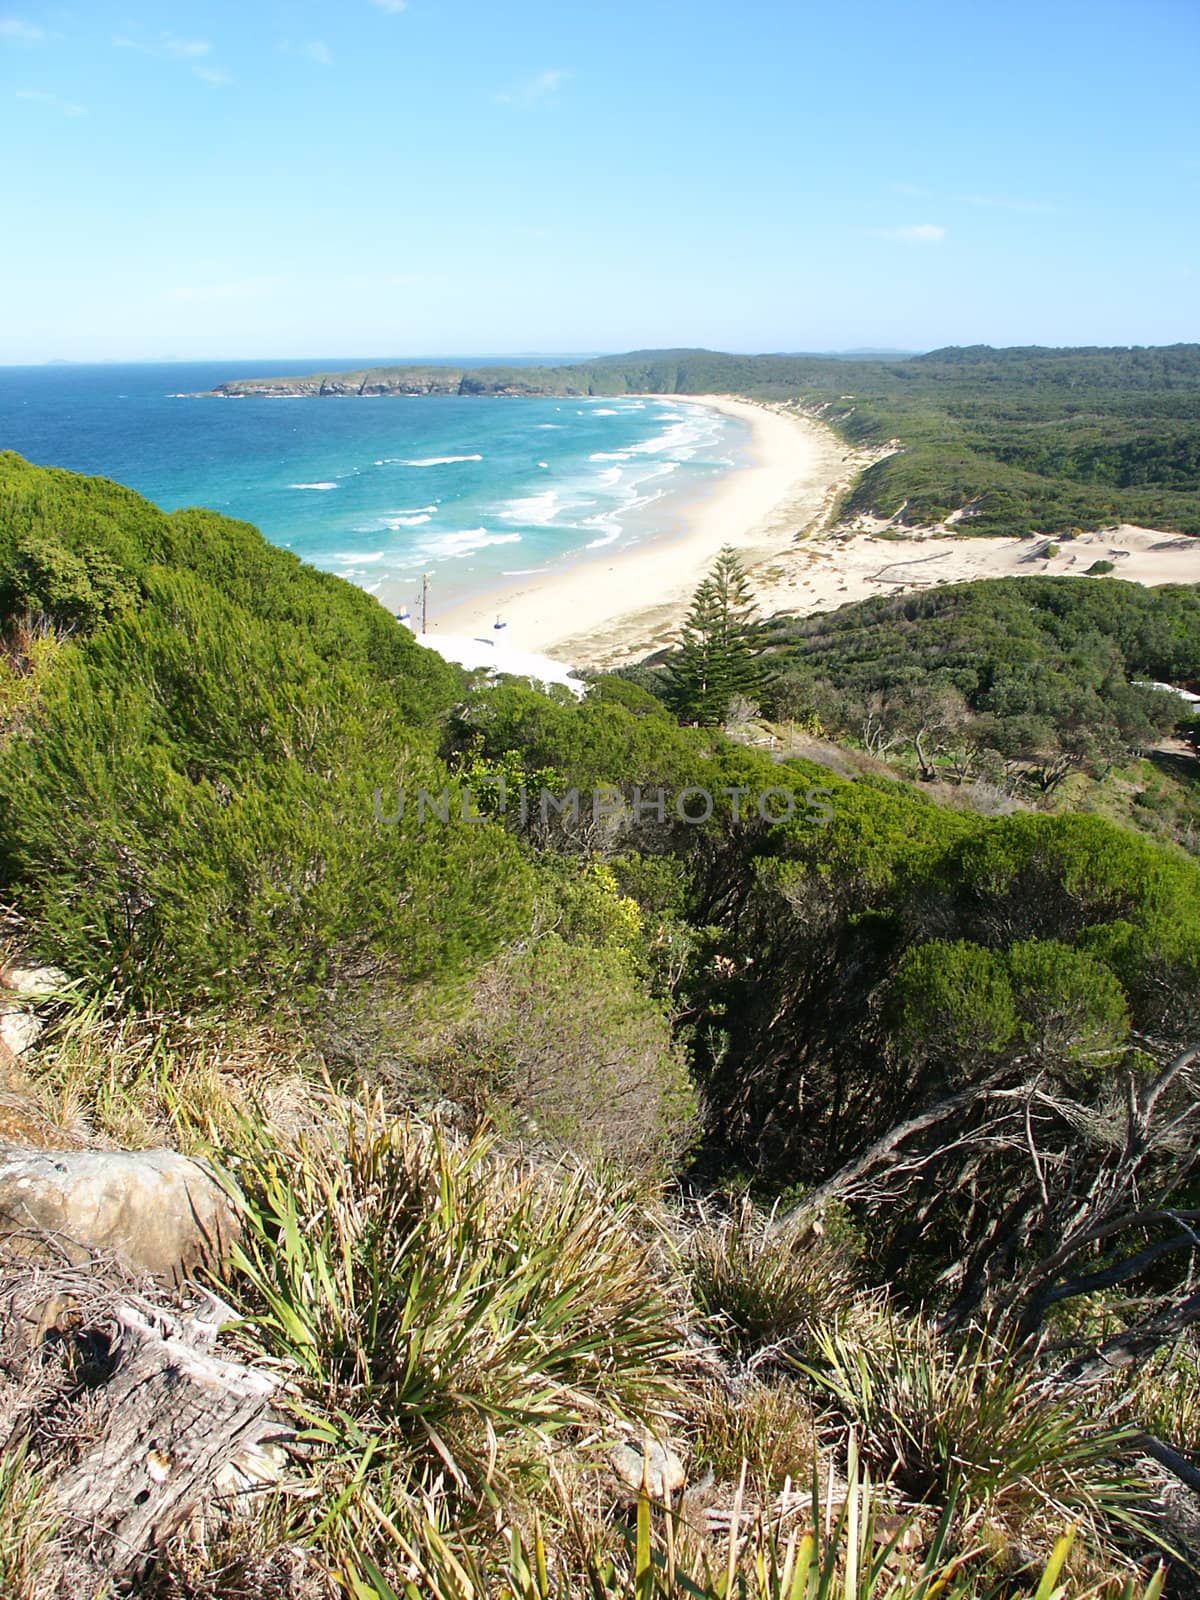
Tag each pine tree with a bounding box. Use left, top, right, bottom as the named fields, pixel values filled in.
left=665, top=546, right=760, bottom=725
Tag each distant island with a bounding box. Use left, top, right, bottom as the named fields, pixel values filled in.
left=212, top=344, right=1200, bottom=539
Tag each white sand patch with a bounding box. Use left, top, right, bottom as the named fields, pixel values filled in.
left=411, top=630, right=582, bottom=696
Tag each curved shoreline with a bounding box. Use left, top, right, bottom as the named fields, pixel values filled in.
left=407, top=398, right=1200, bottom=674
left=415, top=396, right=858, bottom=668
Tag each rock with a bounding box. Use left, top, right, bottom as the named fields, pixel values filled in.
left=0, top=961, right=69, bottom=997
left=211, top=1436, right=291, bottom=1502
left=0, top=1006, right=42, bottom=1057
left=0, top=1147, right=241, bottom=1281
left=607, top=1436, right=687, bottom=1501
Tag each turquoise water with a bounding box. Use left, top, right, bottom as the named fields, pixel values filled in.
left=0, top=361, right=746, bottom=614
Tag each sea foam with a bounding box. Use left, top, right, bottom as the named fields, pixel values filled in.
left=426, top=529, right=523, bottom=558
left=499, top=489, right=563, bottom=525
left=398, top=454, right=483, bottom=467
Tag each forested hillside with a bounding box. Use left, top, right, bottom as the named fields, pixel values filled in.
left=3, top=457, right=1200, bottom=1595
left=756, top=576, right=1200, bottom=802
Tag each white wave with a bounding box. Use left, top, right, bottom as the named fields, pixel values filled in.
left=592, top=466, right=623, bottom=488
left=500, top=490, right=562, bottom=526
left=632, top=461, right=679, bottom=483
left=290, top=481, right=339, bottom=491
left=534, top=423, right=564, bottom=429
left=592, top=407, right=619, bottom=415
left=624, top=422, right=699, bottom=457
left=333, top=550, right=386, bottom=563
left=426, top=528, right=523, bottom=559
left=376, top=505, right=438, bottom=529
left=503, top=566, right=552, bottom=575
left=581, top=506, right=624, bottom=549
left=589, top=449, right=632, bottom=463
left=537, top=461, right=549, bottom=469
left=398, top=453, right=483, bottom=467
left=577, top=472, right=673, bottom=552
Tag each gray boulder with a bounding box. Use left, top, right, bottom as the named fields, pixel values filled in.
left=0, top=961, right=69, bottom=997
left=0, top=1147, right=241, bottom=1282
left=0, top=1007, right=42, bottom=1058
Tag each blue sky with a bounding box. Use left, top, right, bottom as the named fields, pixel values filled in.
left=1, top=0, right=1197, bottom=361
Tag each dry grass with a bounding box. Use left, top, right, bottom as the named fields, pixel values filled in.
left=334, top=1441, right=1169, bottom=1600
left=16, top=992, right=320, bottom=1155
left=688, top=1376, right=820, bottom=1497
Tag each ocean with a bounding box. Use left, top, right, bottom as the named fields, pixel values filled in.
left=0, top=360, right=747, bottom=616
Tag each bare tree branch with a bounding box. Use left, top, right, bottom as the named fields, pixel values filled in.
left=1044, top=1231, right=1200, bottom=1307
left=1057, top=1288, right=1200, bottom=1387
left=773, top=1069, right=1014, bottom=1229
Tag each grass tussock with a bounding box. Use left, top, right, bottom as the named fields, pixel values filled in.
left=680, top=1199, right=862, bottom=1363
left=225, top=1094, right=689, bottom=1506
left=687, top=1376, right=820, bottom=1494
left=0, top=1443, right=58, bottom=1600
left=803, top=1320, right=1155, bottom=1564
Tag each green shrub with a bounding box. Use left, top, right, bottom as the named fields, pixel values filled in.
left=0, top=456, right=537, bottom=1008
left=0, top=532, right=137, bottom=631
left=402, top=933, right=696, bottom=1174
left=891, top=941, right=1018, bottom=1071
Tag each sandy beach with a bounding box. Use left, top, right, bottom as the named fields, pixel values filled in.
left=426, top=397, right=1200, bottom=672
left=432, top=397, right=861, bottom=666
